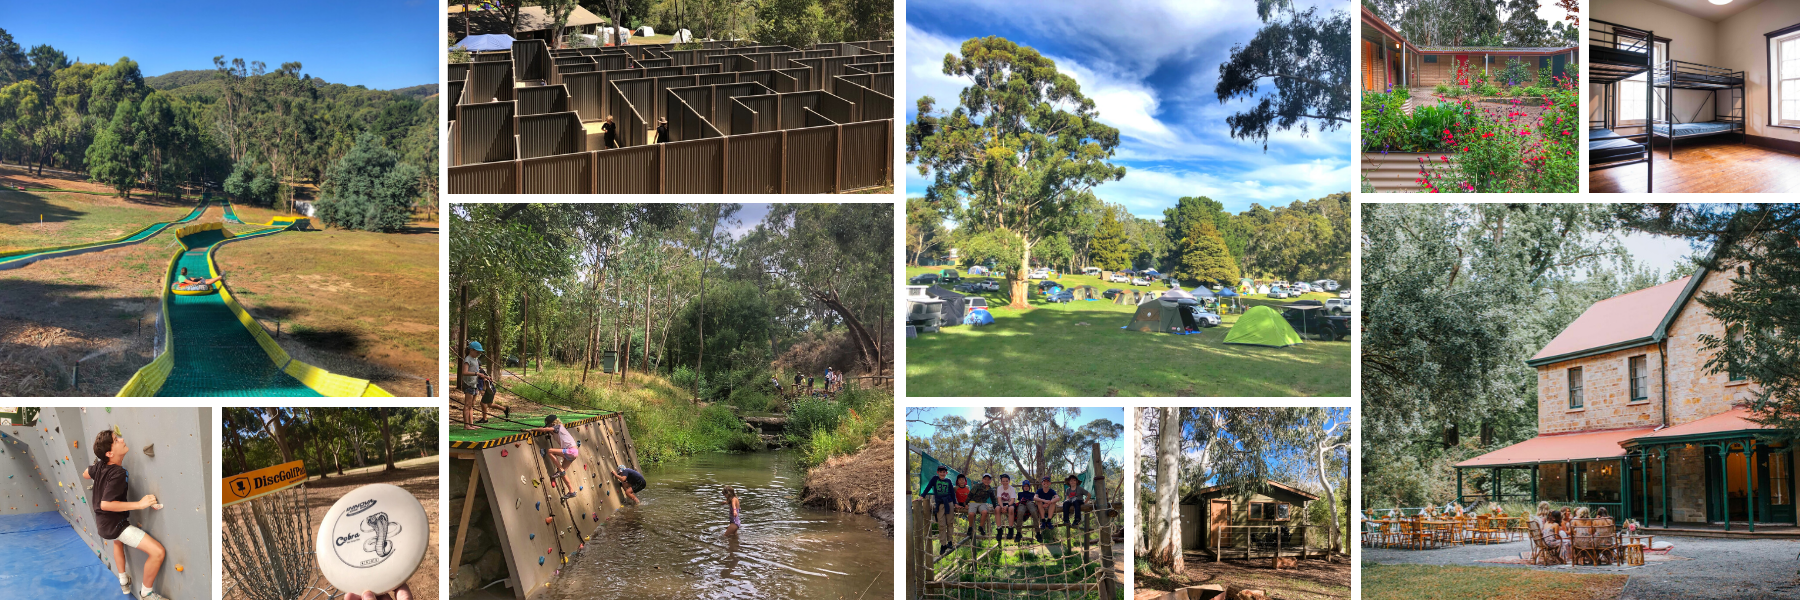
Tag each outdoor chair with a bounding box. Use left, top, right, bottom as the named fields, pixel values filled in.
left=1572, top=519, right=1620, bottom=566
left=1471, top=515, right=1501, bottom=545
left=1402, top=517, right=1433, bottom=549
left=1506, top=514, right=1530, bottom=541
left=1432, top=519, right=1462, bottom=547
left=1527, top=520, right=1564, bottom=566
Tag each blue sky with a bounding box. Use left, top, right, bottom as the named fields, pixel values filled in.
left=907, top=406, right=1126, bottom=464
left=906, top=0, right=1353, bottom=219
left=5, top=0, right=438, bottom=90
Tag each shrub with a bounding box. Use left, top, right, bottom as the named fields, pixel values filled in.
left=1433, top=82, right=1452, bottom=96
left=1471, top=81, right=1500, bottom=97
left=315, top=132, right=422, bottom=232
left=1499, top=58, right=1532, bottom=88
left=1408, top=102, right=1470, bottom=151
left=1360, top=88, right=1410, bottom=152
left=786, top=396, right=841, bottom=443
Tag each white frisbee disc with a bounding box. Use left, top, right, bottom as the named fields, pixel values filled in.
left=315, top=483, right=428, bottom=594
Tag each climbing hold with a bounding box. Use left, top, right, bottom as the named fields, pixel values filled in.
left=529, top=533, right=535, bottom=540
left=105, top=408, right=111, bottom=413
left=501, top=450, right=508, bottom=457
left=538, top=557, right=545, bottom=565
left=142, top=444, right=154, bottom=458
left=547, top=547, right=553, bottom=554
left=72, top=440, right=78, bottom=448
left=175, top=565, right=184, bottom=572
left=545, top=516, right=553, bottom=525
left=535, top=502, right=540, bottom=511
left=562, top=556, right=568, bottom=564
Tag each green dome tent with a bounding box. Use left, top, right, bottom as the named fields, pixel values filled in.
left=1124, top=299, right=1185, bottom=333
left=1223, top=305, right=1303, bottom=347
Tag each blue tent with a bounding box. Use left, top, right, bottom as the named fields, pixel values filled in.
left=1217, top=287, right=1239, bottom=298
left=457, top=34, right=517, bottom=51
left=1190, top=286, right=1217, bottom=299
left=965, top=308, right=994, bottom=325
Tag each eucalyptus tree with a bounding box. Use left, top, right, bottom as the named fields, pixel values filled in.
left=907, top=36, right=1126, bottom=309
left=1216, top=0, right=1349, bottom=150
left=758, top=203, right=893, bottom=374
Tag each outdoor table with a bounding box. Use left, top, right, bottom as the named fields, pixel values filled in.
left=1625, top=543, right=1646, bottom=566
left=1626, top=534, right=1652, bottom=549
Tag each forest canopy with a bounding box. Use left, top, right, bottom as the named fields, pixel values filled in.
left=0, top=28, right=438, bottom=231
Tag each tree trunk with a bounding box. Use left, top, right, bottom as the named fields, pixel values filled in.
left=809, top=289, right=883, bottom=371
left=263, top=408, right=294, bottom=463
left=380, top=408, right=397, bottom=471
left=1153, top=407, right=1184, bottom=572
left=642, top=275, right=653, bottom=373
left=487, top=286, right=501, bottom=397
left=696, top=206, right=718, bottom=397
left=1008, top=238, right=1035, bottom=310
left=1315, top=440, right=1342, bottom=558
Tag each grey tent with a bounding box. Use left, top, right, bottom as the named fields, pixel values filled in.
left=1070, top=285, right=1099, bottom=301
left=1125, top=294, right=1200, bottom=333
left=1113, top=290, right=1133, bottom=305
left=927, top=286, right=968, bottom=327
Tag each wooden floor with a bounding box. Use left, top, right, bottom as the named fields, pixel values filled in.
left=1591, top=137, right=1800, bottom=193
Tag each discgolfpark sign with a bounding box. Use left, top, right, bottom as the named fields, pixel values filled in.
left=222, top=460, right=308, bottom=507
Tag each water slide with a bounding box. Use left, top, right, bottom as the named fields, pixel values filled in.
left=0, top=200, right=209, bottom=271
left=118, top=220, right=392, bottom=397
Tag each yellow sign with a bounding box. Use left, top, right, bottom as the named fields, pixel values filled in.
left=222, top=460, right=307, bottom=507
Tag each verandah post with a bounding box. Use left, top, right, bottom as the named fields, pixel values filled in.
left=1660, top=447, right=1669, bottom=528
left=1456, top=469, right=1465, bottom=505
left=1747, top=439, right=1757, bottom=532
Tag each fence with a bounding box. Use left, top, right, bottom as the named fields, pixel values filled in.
left=451, top=120, right=891, bottom=194
left=448, top=39, right=892, bottom=194
left=907, top=443, right=1120, bottom=600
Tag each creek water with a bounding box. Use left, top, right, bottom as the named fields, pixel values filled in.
left=545, top=450, right=891, bottom=600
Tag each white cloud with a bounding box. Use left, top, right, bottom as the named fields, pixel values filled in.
left=906, top=25, right=973, bottom=115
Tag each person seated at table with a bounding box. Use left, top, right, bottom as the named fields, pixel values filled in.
left=1543, top=511, right=1573, bottom=566
left=1574, top=506, right=1590, bottom=519
left=1594, top=507, right=1610, bottom=520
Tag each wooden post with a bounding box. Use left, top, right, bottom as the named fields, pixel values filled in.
left=1092, top=442, right=1116, bottom=600
left=448, top=454, right=483, bottom=575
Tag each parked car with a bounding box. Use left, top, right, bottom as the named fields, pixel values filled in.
left=1103, top=288, right=1125, bottom=299
left=1083, top=266, right=1102, bottom=275
left=1291, top=282, right=1311, bottom=294
left=908, top=273, right=939, bottom=285
left=1183, top=305, right=1222, bottom=327
left=1325, top=298, right=1351, bottom=315
left=1339, top=289, right=1353, bottom=300
left=1030, top=269, right=1049, bottom=280
left=1267, top=286, right=1289, bottom=299
left=1131, top=277, right=1150, bottom=286
left=1282, top=300, right=1351, bottom=341
left=973, top=279, right=1000, bottom=292
left=1110, top=273, right=1129, bottom=283
left=939, top=269, right=961, bottom=283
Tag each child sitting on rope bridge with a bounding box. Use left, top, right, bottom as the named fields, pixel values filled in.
left=995, top=473, right=1018, bottom=542
left=1061, top=475, right=1091, bottom=528
left=528, top=415, right=578, bottom=500
left=920, top=465, right=956, bottom=553
left=1031, top=476, right=1058, bottom=540
left=84, top=428, right=172, bottom=600
left=1013, top=474, right=1034, bottom=542
left=967, top=473, right=995, bottom=539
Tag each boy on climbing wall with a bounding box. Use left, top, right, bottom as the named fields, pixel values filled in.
left=528, top=415, right=578, bottom=500
left=82, top=429, right=171, bottom=600
left=613, top=465, right=647, bottom=504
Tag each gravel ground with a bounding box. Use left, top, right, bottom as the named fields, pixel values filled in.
left=1363, top=535, right=1800, bottom=599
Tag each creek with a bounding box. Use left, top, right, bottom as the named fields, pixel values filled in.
left=545, top=450, right=891, bottom=600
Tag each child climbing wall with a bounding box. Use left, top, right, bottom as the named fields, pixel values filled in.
left=0, top=422, right=55, bottom=514
left=28, top=407, right=212, bottom=600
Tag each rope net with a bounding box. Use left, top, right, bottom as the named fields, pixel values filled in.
left=910, top=497, right=1119, bottom=600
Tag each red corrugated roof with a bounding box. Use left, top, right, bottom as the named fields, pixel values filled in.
left=1633, top=407, right=1763, bottom=440
left=1455, top=427, right=1657, bottom=467
left=1530, top=276, right=1691, bottom=362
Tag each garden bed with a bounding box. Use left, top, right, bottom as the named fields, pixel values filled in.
left=1360, top=78, right=1579, bottom=193
left=1360, top=151, right=1457, bottom=193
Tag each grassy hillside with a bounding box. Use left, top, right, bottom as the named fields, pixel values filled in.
left=387, top=84, right=436, bottom=99
left=146, top=69, right=216, bottom=90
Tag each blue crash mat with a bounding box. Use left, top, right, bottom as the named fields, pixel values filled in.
left=0, top=511, right=121, bottom=597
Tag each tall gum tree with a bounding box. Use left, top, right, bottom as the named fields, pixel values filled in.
left=906, top=36, right=1126, bottom=309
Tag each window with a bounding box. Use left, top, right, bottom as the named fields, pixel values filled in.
left=1569, top=367, right=1584, bottom=409
left=1729, top=328, right=1749, bottom=381
left=1249, top=502, right=1290, bottom=521
left=1424, top=55, right=1438, bottom=63
left=1629, top=355, right=1649, bottom=401
left=1775, top=29, right=1800, bottom=127
left=1621, top=41, right=1668, bottom=123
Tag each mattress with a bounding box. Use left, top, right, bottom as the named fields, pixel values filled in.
left=1589, top=129, right=1645, bottom=163
left=1650, top=122, right=1737, bottom=137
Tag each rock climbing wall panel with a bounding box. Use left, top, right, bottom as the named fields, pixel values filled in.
left=473, top=413, right=642, bottom=599
left=26, top=408, right=211, bottom=600
left=0, top=422, right=54, bottom=515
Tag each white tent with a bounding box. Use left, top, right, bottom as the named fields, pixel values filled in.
left=637, top=26, right=655, bottom=36
left=1256, top=284, right=1271, bottom=295
left=1159, top=289, right=1197, bottom=302
left=672, top=29, right=693, bottom=43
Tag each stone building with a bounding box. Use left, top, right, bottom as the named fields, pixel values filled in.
left=1455, top=261, right=1789, bottom=531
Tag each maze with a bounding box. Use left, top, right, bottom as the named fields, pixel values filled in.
left=447, top=39, right=894, bottom=194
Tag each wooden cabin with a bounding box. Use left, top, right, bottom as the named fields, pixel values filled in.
left=1362, top=5, right=1578, bottom=93
left=1179, top=480, right=1324, bottom=559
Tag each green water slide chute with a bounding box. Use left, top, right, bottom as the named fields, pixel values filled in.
left=118, top=221, right=393, bottom=397
left=0, top=199, right=210, bottom=270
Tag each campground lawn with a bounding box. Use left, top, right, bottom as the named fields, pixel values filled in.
left=904, top=267, right=1351, bottom=397
left=1361, top=564, right=1624, bottom=600
left=0, top=173, right=199, bottom=255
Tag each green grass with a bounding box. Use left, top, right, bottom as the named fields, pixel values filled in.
left=905, top=267, right=1350, bottom=397
left=0, top=190, right=196, bottom=255
left=1361, top=563, right=1625, bottom=600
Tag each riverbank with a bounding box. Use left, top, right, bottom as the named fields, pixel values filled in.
left=801, top=431, right=895, bottom=536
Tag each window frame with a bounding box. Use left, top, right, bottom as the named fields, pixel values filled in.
left=1568, top=367, right=1585, bottom=410
left=1424, top=55, right=1438, bottom=63
left=1620, top=40, right=1670, bottom=126
left=1249, top=501, right=1291, bottom=521
left=1629, top=355, right=1649, bottom=402
left=1769, top=24, right=1800, bottom=128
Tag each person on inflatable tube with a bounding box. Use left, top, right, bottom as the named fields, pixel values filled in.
left=171, top=267, right=222, bottom=295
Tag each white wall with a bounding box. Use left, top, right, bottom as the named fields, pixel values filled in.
left=1719, top=0, right=1800, bottom=143
left=1593, top=0, right=1720, bottom=125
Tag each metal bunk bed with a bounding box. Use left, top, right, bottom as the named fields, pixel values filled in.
left=1589, top=19, right=1654, bottom=191
left=1652, top=59, right=1746, bottom=158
